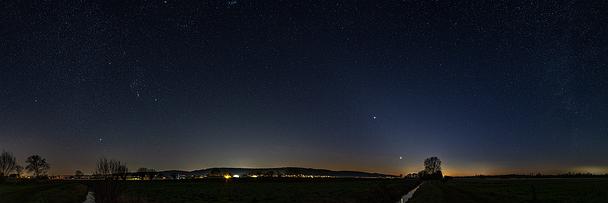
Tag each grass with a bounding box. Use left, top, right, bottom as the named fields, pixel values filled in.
left=7, top=178, right=608, bottom=203
left=1, top=178, right=418, bottom=203
left=408, top=178, right=608, bottom=203
left=118, top=178, right=419, bottom=203
left=0, top=181, right=88, bottom=203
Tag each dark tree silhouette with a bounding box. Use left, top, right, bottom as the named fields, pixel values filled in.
left=0, top=150, right=17, bottom=178
left=136, top=168, right=147, bottom=180
left=26, top=155, right=50, bottom=178
left=265, top=170, right=275, bottom=177
left=95, top=157, right=128, bottom=180
left=424, top=157, right=441, bottom=174
left=14, top=165, right=23, bottom=178
left=422, top=157, right=443, bottom=180
left=95, top=158, right=129, bottom=203
left=75, top=170, right=84, bottom=179
left=209, top=168, right=222, bottom=177
left=136, top=167, right=158, bottom=180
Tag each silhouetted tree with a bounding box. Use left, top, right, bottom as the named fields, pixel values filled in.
left=75, top=170, right=84, bottom=179
left=136, top=167, right=158, bottom=180
left=136, top=167, right=147, bottom=179
left=95, top=158, right=129, bottom=203
left=14, top=165, right=23, bottom=178
left=417, top=170, right=426, bottom=178
left=424, top=157, right=441, bottom=174
left=209, top=168, right=222, bottom=177
left=0, top=150, right=17, bottom=178
left=25, top=155, right=50, bottom=178
left=442, top=176, right=453, bottom=183
left=264, top=170, right=275, bottom=177
left=421, top=157, right=443, bottom=180
left=95, top=157, right=128, bottom=180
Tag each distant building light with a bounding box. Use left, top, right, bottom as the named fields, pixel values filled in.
left=233, top=175, right=240, bottom=178
left=224, top=175, right=232, bottom=179
left=251, top=175, right=258, bottom=178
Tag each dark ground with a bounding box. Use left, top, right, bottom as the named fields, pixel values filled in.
left=408, top=178, right=608, bottom=203
left=0, top=181, right=88, bottom=203
left=117, top=178, right=419, bottom=203
left=1, top=178, right=419, bottom=203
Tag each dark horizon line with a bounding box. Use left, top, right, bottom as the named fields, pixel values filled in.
left=37, top=166, right=608, bottom=177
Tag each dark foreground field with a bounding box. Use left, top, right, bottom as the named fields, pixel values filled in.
left=408, top=178, right=608, bottom=203
left=0, top=178, right=419, bottom=203
left=0, top=182, right=88, bottom=203
left=118, top=178, right=419, bottom=203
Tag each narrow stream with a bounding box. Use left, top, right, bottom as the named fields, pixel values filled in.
left=397, top=184, right=422, bottom=203
left=82, top=191, right=95, bottom=203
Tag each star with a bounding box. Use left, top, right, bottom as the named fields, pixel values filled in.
left=97, top=138, right=103, bottom=143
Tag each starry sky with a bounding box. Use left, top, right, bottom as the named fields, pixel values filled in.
left=1, top=1, right=607, bottom=176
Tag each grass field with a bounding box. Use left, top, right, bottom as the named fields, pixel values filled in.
left=1, top=178, right=418, bottom=203
left=408, top=178, right=608, bottom=203
left=118, top=178, right=419, bottom=203
left=0, top=182, right=88, bottom=203
left=5, top=178, right=608, bottom=203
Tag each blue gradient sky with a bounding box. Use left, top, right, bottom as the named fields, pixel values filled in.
left=1, top=0, right=607, bottom=175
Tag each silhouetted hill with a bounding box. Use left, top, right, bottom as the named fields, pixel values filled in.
left=159, top=167, right=395, bottom=178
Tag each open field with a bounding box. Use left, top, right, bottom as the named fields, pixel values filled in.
left=5, top=178, right=608, bottom=203
left=118, top=178, right=419, bottom=203
left=1, top=178, right=418, bottom=203
left=0, top=182, right=88, bottom=203
left=408, top=178, right=608, bottom=203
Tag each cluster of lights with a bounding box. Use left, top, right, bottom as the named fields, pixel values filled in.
left=224, top=174, right=259, bottom=179
left=223, top=174, right=242, bottom=179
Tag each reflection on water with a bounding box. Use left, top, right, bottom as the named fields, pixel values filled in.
left=398, top=184, right=421, bottom=203
left=82, top=191, right=95, bottom=203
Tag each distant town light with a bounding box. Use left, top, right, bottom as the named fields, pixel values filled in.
left=251, top=175, right=258, bottom=178
left=233, top=175, right=240, bottom=178
left=224, top=175, right=232, bottom=179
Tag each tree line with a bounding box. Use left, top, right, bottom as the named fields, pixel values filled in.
left=3, top=148, right=447, bottom=183
left=0, top=150, right=50, bottom=180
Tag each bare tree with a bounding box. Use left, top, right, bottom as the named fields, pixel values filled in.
left=423, top=157, right=443, bottom=180
left=25, top=155, right=50, bottom=178
left=96, top=157, right=111, bottom=178
left=14, top=165, right=23, bottom=178
left=75, top=170, right=84, bottom=179
left=424, top=157, right=441, bottom=174
left=95, top=157, right=128, bottom=180
left=0, top=150, right=17, bottom=178
left=94, top=158, right=129, bottom=203
left=136, top=167, right=158, bottom=180
left=112, top=163, right=128, bottom=181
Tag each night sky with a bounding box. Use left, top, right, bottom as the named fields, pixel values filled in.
left=1, top=1, right=607, bottom=176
